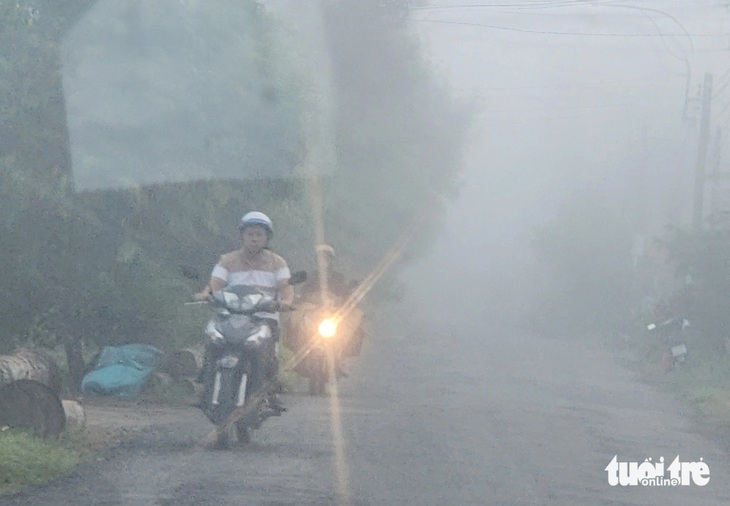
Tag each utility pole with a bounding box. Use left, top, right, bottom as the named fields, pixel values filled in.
left=692, top=73, right=713, bottom=232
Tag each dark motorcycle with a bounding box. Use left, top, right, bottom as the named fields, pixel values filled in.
left=647, top=316, right=689, bottom=371
left=198, top=272, right=305, bottom=447
left=293, top=301, right=350, bottom=396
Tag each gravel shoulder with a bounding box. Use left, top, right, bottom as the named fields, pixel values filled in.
left=79, top=398, right=198, bottom=452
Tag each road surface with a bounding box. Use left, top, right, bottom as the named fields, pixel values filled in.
left=4, top=319, right=730, bottom=505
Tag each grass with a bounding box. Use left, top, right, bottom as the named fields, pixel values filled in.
left=624, top=333, right=730, bottom=437
left=663, top=352, right=730, bottom=422
left=0, top=427, right=83, bottom=496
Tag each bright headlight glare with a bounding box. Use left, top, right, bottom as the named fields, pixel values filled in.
left=318, top=318, right=337, bottom=338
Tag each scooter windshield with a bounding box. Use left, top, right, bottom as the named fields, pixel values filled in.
left=212, top=285, right=273, bottom=313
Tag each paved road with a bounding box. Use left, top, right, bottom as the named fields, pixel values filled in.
left=4, top=320, right=730, bottom=505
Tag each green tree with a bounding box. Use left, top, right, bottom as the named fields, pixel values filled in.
left=0, top=0, right=469, bottom=390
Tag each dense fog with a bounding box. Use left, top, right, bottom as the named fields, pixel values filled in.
left=401, top=0, right=730, bottom=335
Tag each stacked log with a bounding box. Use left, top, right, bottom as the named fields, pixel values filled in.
left=61, top=400, right=86, bottom=432
left=162, top=343, right=204, bottom=379
left=146, top=371, right=174, bottom=391
left=0, top=348, right=66, bottom=436
left=0, top=347, right=62, bottom=395
left=0, top=380, right=65, bottom=437
left=180, top=377, right=204, bottom=398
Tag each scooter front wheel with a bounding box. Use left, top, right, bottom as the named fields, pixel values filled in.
left=213, top=426, right=229, bottom=450
left=308, top=353, right=327, bottom=396
left=235, top=420, right=251, bottom=445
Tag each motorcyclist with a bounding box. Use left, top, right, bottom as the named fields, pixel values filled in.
left=195, top=211, right=294, bottom=411
left=299, top=244, right=350, bottom=304
left=295, top=244, right=358, bottom=377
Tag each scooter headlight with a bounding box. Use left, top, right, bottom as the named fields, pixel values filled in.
left=318, top=318, right=337, bottom=339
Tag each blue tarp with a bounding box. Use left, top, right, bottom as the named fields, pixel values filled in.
left=80, top=344, right=164, bottom=398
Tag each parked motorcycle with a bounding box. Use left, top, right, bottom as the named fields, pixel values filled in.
left=647, top=316, right=690, bottom=371
left=198, top=271, right=305, bottom=448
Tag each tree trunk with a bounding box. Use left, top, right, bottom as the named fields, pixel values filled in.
left=63, top=335, right=86, bottom=393
left=0, top=348, right=62, bottom=395
left=0, top=380, right=66, bottom=437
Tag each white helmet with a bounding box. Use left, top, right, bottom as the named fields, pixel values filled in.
left=239, top=211, right=273, bottom=238
left=316, top=244, right=336, bottom=258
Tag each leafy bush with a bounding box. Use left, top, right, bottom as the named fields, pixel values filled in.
left=655, top=224, right=730, bottom=354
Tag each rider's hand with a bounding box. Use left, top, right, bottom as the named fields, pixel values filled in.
left=193, top=289, right=210, bottom=301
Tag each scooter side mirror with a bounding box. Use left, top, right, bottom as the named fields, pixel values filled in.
left=289, top=270, right=307, bottom=285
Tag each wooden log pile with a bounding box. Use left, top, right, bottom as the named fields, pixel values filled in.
left=149, top=343, right=205, bottom=400
left=0, top=347, right=62, bottom=395
left=0, top=348, right=86, bottom=437
left=161, top=343, right=204, bottom=379
left=61, top=399, right=86, bottom=432
left=0, top=379, right=65, bottom=437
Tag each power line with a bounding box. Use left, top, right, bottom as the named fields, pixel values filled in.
left=414, top=18, right=730, bottom=37
left=472, top=80, right=679, bottom=90
left=481, top=100, right=669, bottom=114
left=595, top=2, right=695, bottom=53
left=414, top=1, right=624, bottom=10
left=422, top=8, right=652, bottom=18
left=413, top=0, right=717, bottom=11
left=474, top=105, right=678, bottom=126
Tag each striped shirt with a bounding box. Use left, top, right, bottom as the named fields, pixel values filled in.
left=211, top=249, right=290, bottom=321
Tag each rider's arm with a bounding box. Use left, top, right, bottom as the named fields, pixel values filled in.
left=209, top=276, right=226, bottom=292
left=278, top=280, right=294, bottom=307
left=193, top=277, right=225, bottom=301
left=271, top=253, right=294, bottom=309
left=193, top=284, right=211, bottom=301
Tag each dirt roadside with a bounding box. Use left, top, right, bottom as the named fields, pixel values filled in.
left=77, top=398, right=198, bottom=452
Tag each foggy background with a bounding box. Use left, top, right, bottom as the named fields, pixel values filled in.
left=400, top=0, right=730, bottom=330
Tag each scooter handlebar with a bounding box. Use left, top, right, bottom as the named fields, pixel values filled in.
left=184, top=300, right=209, bottom=306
